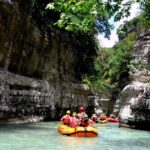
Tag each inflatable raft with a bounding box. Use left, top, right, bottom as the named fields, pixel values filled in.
left=58, top=125, right=98, bottom=137
left=99, top=119, right=108, bottom=124
left=107, top=117, right=119, bottom=123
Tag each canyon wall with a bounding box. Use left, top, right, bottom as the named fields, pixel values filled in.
left=119, top=31, right=150, bottom=130
left=0, top=0, right=95, bottom=123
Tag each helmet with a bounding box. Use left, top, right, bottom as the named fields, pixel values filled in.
left=72, top=112, right=77, bottom=117
left=79, top=107, right=85, bottom=112
left=84, top=114, right=88, bottom=118
left=66, top=110, right=71, bottom=114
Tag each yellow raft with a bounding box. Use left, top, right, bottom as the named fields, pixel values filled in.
left=99, top=119, right=108, bottom=124
left=58, top=125, right=98, bottom=137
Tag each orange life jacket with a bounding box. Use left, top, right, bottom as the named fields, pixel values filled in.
left=81, top=118, right=95, bottom=127
left=81, top=121, right=89, bottom=127
left=100, top=115, right=107, bottom=120
left=61, top=114, right=70, bottom=125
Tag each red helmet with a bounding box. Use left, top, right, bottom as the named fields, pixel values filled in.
left=79, top=107, right=85, bottom=112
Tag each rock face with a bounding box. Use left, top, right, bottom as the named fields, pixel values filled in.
left=0, top=0, right=95, bottom=123
left=119, top=31, right=150, bottom=130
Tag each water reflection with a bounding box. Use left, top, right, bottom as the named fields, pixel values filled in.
left=59, top=135, right=97, bottom=149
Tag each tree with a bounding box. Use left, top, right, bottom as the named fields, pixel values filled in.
left=82, top=30, right=136, bottom=94
left=46, top=0, right=144, bottom=36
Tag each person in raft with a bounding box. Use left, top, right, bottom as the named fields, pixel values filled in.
left=80, top=114, right=95, bottom=127
left=109, top=112, right=116, bottom=118
left=61, top=110, right=71, bottom=126
left=77, top=106, right=86, bottom=120
left=91, top=114, right=98, bottom=123
left=99, top=113, right=107, bottom=120
left=69, top=112, right=79, bottom=128
left=77, top=106, right=87, bottom=125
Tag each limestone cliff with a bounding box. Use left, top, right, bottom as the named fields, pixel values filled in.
left=0, top=0, right=96, bottom=123
left=119, top=31, right=150, bottom=130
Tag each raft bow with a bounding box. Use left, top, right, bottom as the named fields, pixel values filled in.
left=58, top=125, right=98, bottom=137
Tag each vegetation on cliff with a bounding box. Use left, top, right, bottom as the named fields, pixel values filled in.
left=31, top=0, right=150, bottom=88
left=80, top=0, right=150, bottom=95
left=82, top=31, right=136, bottom=95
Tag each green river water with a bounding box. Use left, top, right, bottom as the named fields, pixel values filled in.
left=0, top=122, right=150, bottom=150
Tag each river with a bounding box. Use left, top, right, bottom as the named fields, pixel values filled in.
left=0, top=122, right=150, bottom=150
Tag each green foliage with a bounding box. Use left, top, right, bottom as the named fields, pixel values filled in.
left=108, top=32, right=136, bottom=83
left=83, top=32, right=136, bottom=94
left=46, top=0, right=107, bottom=34
left=30, top=0, right=150, bottom=36
left=135, top=0, right=150, bottom=29
left=46, top=0, right=137, bottom=35
left=31, top=0, right=150, bottom=95
left=117, top=15, right=150, bottom=40
left=81, top=0, right=150, bottom=94
left=117, top=17, right=139, bottom=40
left=31, top=0, right=36, bottom=7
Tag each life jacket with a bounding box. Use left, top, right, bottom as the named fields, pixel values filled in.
left=61, top=114, right=70, bottom=125
left=78, top=113, right=84, bottom=120
left=81, top=121, right=88, bottom=127
left=69, top=116, right=78, bottom=128
left=78, top=113, right=85, bottom=126
left=81, top=119, right=95, bottom=127
left=81, top=117, right=89, bottom=127
left=100, top=115, right=107, bottom=120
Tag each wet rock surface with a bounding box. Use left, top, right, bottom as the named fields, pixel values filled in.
left=119, top=31, right=150, bottom=130
left=0, top=69, right=93, bottom=123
